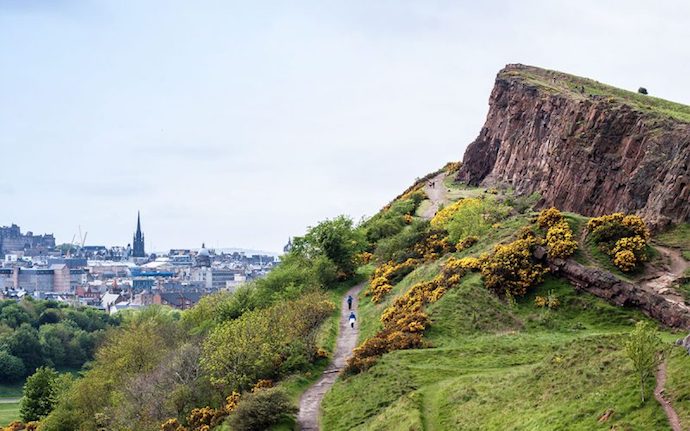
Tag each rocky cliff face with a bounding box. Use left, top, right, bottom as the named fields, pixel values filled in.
left=457, top=64, right=690, bottom=228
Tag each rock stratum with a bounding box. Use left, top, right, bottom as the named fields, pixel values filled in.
left=457, top=64, right=690, bottom=229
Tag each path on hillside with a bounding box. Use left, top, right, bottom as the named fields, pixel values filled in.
left=297, top=282, right=365, bottom=430
left=655, top=360, right=682, bottom=431
left=641, top=246, right=690, bottom=295
left=0, top=398, right=20, bottom=404
left=422, top=172, right=448, bottom=220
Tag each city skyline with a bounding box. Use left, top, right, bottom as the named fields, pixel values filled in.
left=2, top=1, right=690, bottom=251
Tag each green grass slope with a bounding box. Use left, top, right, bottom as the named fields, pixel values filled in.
left=323, top=273, right=679, bottom=430
left=502, top=64, right=690, bottom=123
left=319, top=186, right=690, bottom=430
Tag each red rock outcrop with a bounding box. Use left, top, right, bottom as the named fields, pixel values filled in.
left=534, top=246, right=690, bottom=329
left=457, top=64, right=690, bottom=229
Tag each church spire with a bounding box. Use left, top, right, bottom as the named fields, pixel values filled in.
left=132, top=211, right=146, bottom=258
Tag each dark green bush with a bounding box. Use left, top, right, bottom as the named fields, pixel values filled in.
left=374, top=220, right=430, bottom=263
left=227, top=388, right=297, bottom=431
left=0, top=350, right=25, bottom=382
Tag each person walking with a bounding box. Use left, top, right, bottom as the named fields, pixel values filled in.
left=349, top=311, right=356, bottom=329
left=346, top=295, right=353, bottom=310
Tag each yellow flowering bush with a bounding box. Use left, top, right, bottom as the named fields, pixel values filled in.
left=346, top=256, right=478, bottom=374
left=534, top=208, right=577, bottom=259
left=367, top=258, right=418, bottom=303
left=356, top=251, right=373, bottom=265
left=587, top=213, right=649, bottom=272
left=480, top=237, right=548, bottom=298
left=412, top=231, right=454, bottom=261
left=251, top=380, right=273, bottom=393
left=431, top=198, right=482, bottom=228
left=458, top=236, right=478, bottom=250
left=537, top=207, right=566, bottom=230
left=613, top=249, right=637, bottom=272
left=534, top=290, right=560, bottom=309
left=545, top=220, right=578, bottom=259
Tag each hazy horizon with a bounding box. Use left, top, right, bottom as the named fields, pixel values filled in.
left=2, top=0, right=690, bottom=252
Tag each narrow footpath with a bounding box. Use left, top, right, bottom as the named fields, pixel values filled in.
left=421, top=172, right=447, bottom=220
left=655, top=360, right=682, bottom=431
left=297, top=282, right=364, bottom=430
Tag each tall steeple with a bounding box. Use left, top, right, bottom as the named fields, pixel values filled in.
left=132, top=211, right=146, bottom=258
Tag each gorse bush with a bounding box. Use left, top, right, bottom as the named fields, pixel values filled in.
left=347, top=257, right=477, bottom=374
left=479, top=236, right=548, bottom=298
left=537, top=208, right=578, bottom=259
left=367, top=259, right=418, bottom=303
left=587, top=213, right=649, bottom=272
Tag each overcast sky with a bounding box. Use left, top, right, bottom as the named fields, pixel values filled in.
left=1, top=1, right=689, bottom=253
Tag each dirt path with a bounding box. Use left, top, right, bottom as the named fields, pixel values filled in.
left=297, top=282, right=365, bottom=430
left=421, top=172, right=448, bottom=220
left=641, top=245, right=690, bottom=300
left=655, top=360, right=682, bottom=431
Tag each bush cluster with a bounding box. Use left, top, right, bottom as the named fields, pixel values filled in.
left=367, top=258, right=418, bottom=303
left=366, top=193, right=425, bottom=244
left=479, top=236, right=548, bottom=298
left=226, top=388, right=297, bottom=431
left=1, top=422, right=39, bottom=431
left=587, top=213, right=650, bottom=272
left=201, top=292, right=335, bottom=392
left=537, top=208, right=578, bottom=259
left=440, top=197, right=511, bottom=244
left=534, top=290, right=560, bottom=309
left=0, top=299, right=117, bottom=382
left=160, top=391, right=241, bottom=431
left=431, top=198, right=481, bottom=229
left=346, top=257, right=477, bottom=374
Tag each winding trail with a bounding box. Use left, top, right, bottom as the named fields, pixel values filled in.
left=421, top=172, right=448, bottom=220
left=297, top=282, right=365, bottom=430
left=641, top=245, right=690, bottom=296
left=655, top=361, right=682, bottom=431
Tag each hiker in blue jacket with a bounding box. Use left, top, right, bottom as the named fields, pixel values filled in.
left=346, top=295, right=353, bottom=310
left=349, top=311, right=357, bottom=329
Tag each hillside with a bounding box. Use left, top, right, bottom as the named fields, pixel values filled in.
left=457, top=64, right=690, bottom=230
left=319, top=164, right=690, bottom=430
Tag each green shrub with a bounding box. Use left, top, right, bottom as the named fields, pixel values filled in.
left=374, top=220, right=429, bottom=263
left=227, top=388, right=297, bottom=431
left=0, top=350, right=25, bottom=382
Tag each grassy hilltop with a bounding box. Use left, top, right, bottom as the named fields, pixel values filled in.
left=500, top=64, right=690, bottom=123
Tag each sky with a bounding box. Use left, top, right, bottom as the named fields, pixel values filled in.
left=1, top=1, right=690, bottom=253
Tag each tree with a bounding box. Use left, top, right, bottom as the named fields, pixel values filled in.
left=20, top=367, right=60, bottom=421
left=625, top=321, right=665, bottom=402
left=0, top=351, right=26, bottom=382
left=8, top=324, right=44, bottom=373
left=292, top=216, right=364, bottom=279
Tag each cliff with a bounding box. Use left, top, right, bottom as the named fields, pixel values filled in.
left=457, top=64, right=690, bottom=229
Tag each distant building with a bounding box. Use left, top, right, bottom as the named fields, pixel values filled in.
left=283, top=238, right=293, bottom=253
left=132, top=212, right=146, bottom=258
left=195, top=244, right=211, bottom=267
left=0, top=224, right=55, bottom=256
left=153, top=292, right=203, bottom=310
